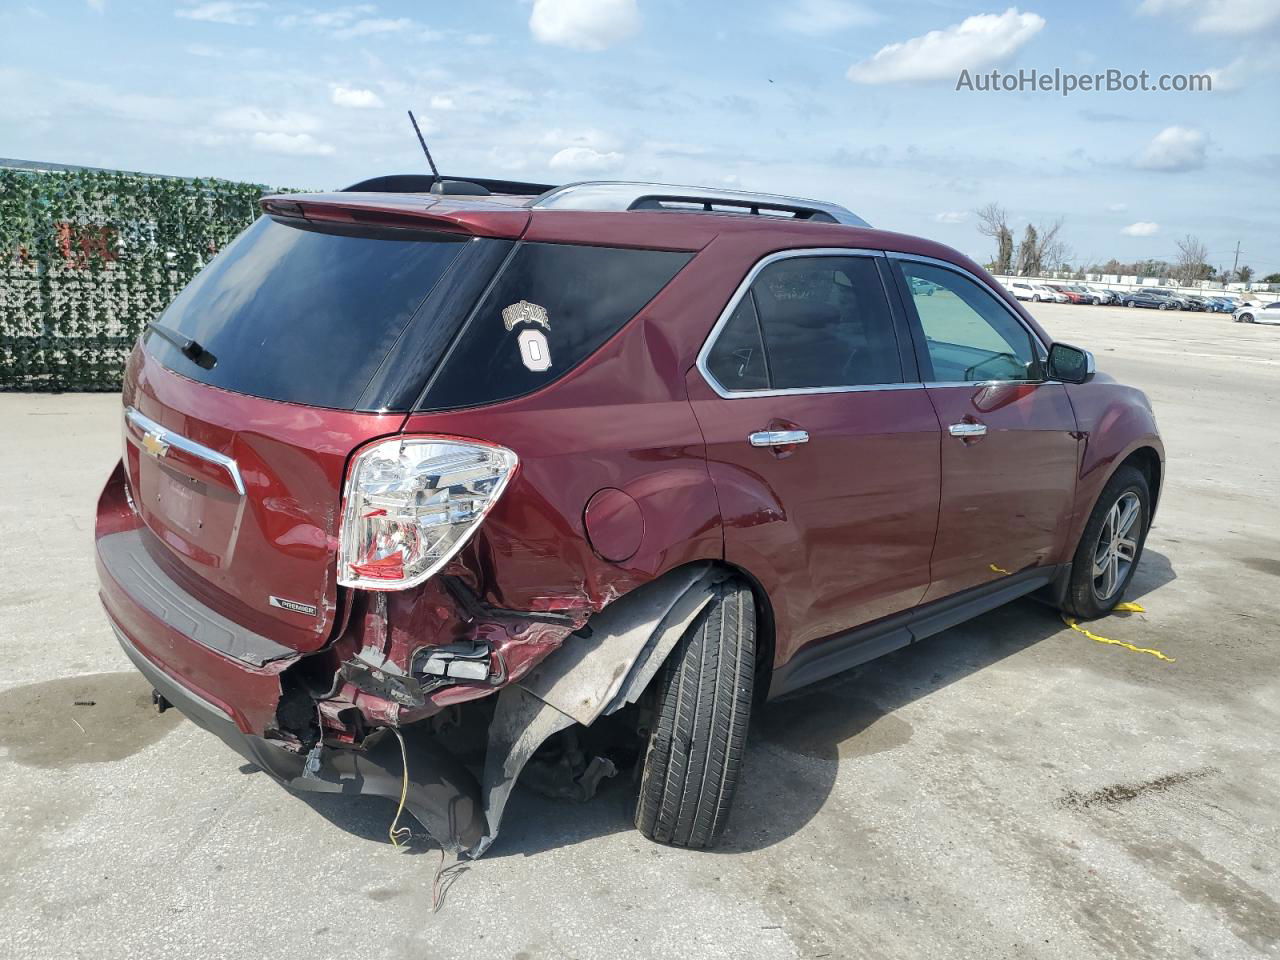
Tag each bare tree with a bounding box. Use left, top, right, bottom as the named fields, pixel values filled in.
left=1015, top=224, right=1039, bottom=276
left=1036, top=218, right=1069, bottom=274
left=975, top=202, right=1013, bottom=274
left=1237, top=265, right=1254, bottom=284
left=1174, top=234, right=1210, bottom=286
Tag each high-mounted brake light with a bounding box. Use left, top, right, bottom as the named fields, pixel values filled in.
left=337, top=436, right=518, bottom=591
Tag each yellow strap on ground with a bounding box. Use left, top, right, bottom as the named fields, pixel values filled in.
left=989, top=563, right=1012, bottom=575
left=1112, top=601, right=1146, bottom=613
left=1062, top=614, right=1174, bottom=662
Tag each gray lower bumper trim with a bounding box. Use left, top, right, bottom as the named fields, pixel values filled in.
left=99, top=529, right=296, bottom=667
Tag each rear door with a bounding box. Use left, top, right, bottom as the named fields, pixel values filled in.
left=889, top=255, right=1079, bottom=602
left=688, top=250, right=941, bottom=665
left=122, top=215, right=509, bottom=651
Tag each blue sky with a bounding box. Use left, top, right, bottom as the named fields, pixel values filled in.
left=2, top=0, right=1277, bottom=273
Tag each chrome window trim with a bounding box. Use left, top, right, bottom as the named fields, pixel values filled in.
left=695, top=247, right=921, bottom=400
left=124, top=406, right=246, bottom=497
left=886, top=251, right=1050, bottom=357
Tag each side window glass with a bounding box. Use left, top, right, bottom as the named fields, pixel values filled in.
left=898, top=261, right=1038, bottom=383
left=705, top=255, right=903, bottom=393
left=754, top=257, right=902, bottom=389
left=705, top=296, right=768, bottom=390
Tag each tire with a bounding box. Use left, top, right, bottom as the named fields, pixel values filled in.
left=1125, top=300, right=1134, bottom=308
left=635, top=579, right=755, bottom=849
left=1240, top=313, right=1255, bottom=323
left=1158, top=302, right=1169, bottom=310
left=1061, top=465, right=1151, bottom=620
left=1032, top=295, right=1041, bottom=302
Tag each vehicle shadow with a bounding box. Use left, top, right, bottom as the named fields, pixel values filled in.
left=290, top=551, right=1178, bottom=859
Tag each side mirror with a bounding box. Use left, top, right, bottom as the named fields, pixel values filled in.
left=1047, top=342, right=1095, bottom=384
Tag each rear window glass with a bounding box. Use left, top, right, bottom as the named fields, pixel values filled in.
left=418, top=242, right=692, bottom=410
left=143, top=217, right=469, bottom=409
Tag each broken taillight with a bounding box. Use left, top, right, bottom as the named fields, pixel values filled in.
left=337, top=436, right=518, bottom=590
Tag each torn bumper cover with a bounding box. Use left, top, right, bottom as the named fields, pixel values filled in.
left=112, top=622, right=488, bottom=851
left=102, top=531, right=719, bottom=856
left=475, top=562, right=722, bottom=856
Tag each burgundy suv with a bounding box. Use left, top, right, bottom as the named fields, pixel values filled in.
left=95, top=176, right=1163, bottom=855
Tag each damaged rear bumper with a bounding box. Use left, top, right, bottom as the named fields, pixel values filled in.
left=109, top=619, right=487, bottom=851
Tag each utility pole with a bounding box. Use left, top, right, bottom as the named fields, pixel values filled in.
left=1231, top=241, right=1241, bottom=280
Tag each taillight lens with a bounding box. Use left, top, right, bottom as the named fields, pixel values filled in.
left=337, top=436, right=518, bottom=590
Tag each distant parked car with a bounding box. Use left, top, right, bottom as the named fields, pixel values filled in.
left=1122, top=290, right=1175, bottom=310
left=1146, top=288, right=1190, bottom=309
left=1235, top=301, right=1280, bottom=324
left=1182, top=295, right=1208, bottom=312
left=1067, top=284, right=1104, bottom=305
left=1087, top=286, right=1119, bottom=305
left=1046, top=283, right=1088, bottom=304
left=910, top=276, right=942, bottom=296
left=1007, top=281, right=1037, bottom=301
left=1036, top=284, right=1069, bottom=303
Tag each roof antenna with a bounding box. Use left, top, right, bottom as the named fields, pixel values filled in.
left=407, top=110, right=440, bottom=180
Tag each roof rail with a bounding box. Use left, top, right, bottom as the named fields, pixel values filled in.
left=342, top=174, right=557, bottom=196
left=530, top=181, right=869, bottom=227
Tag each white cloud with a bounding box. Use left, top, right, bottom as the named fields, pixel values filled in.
left=251, top=131, right=335, bottom=156
left=1107, top=202, right=1128, bottom=212
left=541, top=127, right=622, bottom=151
left=1136, top=126, right=1207, bottom=172
left=779, top=0, right=877, bottom=35
left=934, top=210, right=968, bottom=224
left=1204, top=52, right=1280, bottom=91
left=277, top=5, right=375, bottom=30
left=847, top=8, right=1045, bottom=85
left=549, top=146, right=625, bottom=173
left=331, top=85, right=384, bottom=108
left=335, top=17, right=411, bottom=38
left=214, top=106, right=321, bottom=133
left=1122, top=222, right=1160, bottom=237
left=175, top=2, right=265, bottom=26
left=429, top=94, right=456, bottom=110
left=530, top=0, right=640, bottom=51
left=1139, top=0, right=1280, bottom=35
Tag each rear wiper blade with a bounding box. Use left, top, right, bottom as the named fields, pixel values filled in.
left=145, top=322, right=217, bottom=370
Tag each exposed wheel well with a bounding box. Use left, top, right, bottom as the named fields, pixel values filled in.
left=1120, top=446, right=1162, bottom=520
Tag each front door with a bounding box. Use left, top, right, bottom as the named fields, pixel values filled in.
left=890, top=256, right=1080, bottom=602
left=688, top=250, right=941, bottom=665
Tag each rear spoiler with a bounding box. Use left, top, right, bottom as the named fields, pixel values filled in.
left=260, top=192, right=530, bottom=239
left=342, top=174, right=557, bottom=197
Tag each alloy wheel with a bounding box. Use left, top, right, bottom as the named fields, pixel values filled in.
left=1092, top=491, right=1141, bottom=602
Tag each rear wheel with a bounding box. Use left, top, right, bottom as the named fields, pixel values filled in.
left=1061, top=465, right=1150, bottom=620
left=635, top=579, right=755, bottom=849
left=1239, top=313, right=1255, bottom=323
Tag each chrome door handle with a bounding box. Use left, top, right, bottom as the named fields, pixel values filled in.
left=749, top=430, right=810, bottom=447
left=948, top=422, right=987, bottom=438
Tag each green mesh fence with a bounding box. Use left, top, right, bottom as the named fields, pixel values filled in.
left=0, top=168, right=280, bottom=392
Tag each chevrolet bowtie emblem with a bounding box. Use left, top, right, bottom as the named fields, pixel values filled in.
left=141, top=430, right=170, bottom=459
